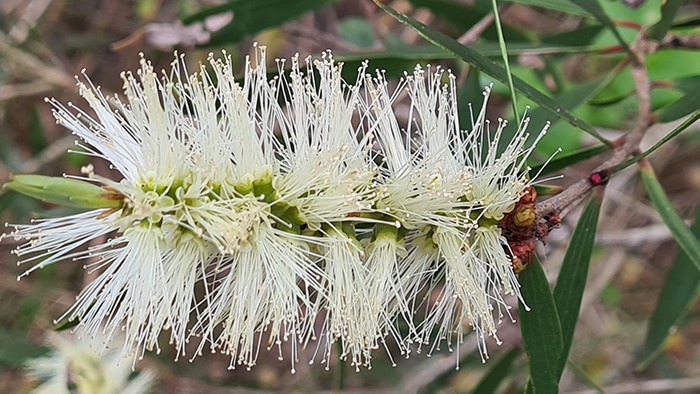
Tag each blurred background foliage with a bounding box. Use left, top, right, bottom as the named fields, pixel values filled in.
left=1, top=0, right=700, bottom=393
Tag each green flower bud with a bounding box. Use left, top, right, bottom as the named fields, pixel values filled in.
left=4, top=174, right=124, bottom=209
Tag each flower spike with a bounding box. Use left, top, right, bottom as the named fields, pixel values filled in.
left=3, top=46, right=549, bottom=371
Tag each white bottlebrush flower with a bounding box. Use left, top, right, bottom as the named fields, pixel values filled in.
left=363, top=65, right=548, bottom=362
left=4, top=45, right=548, bottom=371
left=185, top=50, right=382, bottom=372
left=25, top=330, right=155, bottom=394
left=3, top=45, right=382, bottom=371
left=190, top=219, right=326, bottom=373
left=273, top=51, right=377, bottom=228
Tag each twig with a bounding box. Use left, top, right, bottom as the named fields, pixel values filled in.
left=0, top=81, right=55, bottom=101
left=7, top=0, right=52, bottom=44
left=457, top=13, right=494, bottom=45
left=455, top=12, right=496, bottom=86
left=0, top=32, right=73, bottom=89
left=536, top=31, right=654, bottom=223
left=595, top=223, right=674, bottom=246
left=0, top=135, right=76, bottom=184
left=658, top=33, right=700, bottom=50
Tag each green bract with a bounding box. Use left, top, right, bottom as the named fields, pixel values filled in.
left=4, top=174, right=123, bottom=209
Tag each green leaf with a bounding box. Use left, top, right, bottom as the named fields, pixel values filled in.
left=29, top=106, right=48, bottom=156
left=530, top=144, right=610, bottom=178
left=656, top=88, right=700, bottom=123
left=553, top=192, right=603, bottom=378
left=567, top=361, right=605, bottom=393
left=53, top=315, right=82, bottom=331
left=335, top=42, right=603, bottom=64
left=567, top=0, right=633, bottom=58
left=184, top=0, right=337, bottom=46
left=673, top=75, right=700, bottom=95
left=638, top=205, right=700, bottom=370
left=648, top=52, right=700, bottom=81
left=373, top=0, right=610, bottom=145
left=0, top=129, right=24, bottom=172
left=506, top=0, right=590, bottom=16
left=408, top=0, right=527, bottom=41
left=541, top=25, right=605, bottom=46
left=0, top=328, right=48, bottom=367
left=3, top=174, right=123, bottom=209
left=522, top=73, right=619, bottom=157
left=648, top=0, right=686, bottom=41
left=533, top=184, right=563, bottom=197
left=338, top=18, right=376, bottom=48
left=471, top=347, right=520, bottom=394
left=491, top=0, right=520, bottom=123
left=524, top=379, right=535, bottom=394
left=334, top=48, right=448, bottom=81
left=458, top=67, right=484, bottom=128
left=640, top=160, right=700, bottom=273
left=519, top=257, right=564, bottom=393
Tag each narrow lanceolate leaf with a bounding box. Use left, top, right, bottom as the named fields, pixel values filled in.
left=491, top=0, right=520, bottom=123
left=519, top=257, right=564, bottom=393
left=183, top=0, right=337, bottom=46
left=471, top=347, right=520, bottom=394
left=640, top=159, right=700, bottom=273
left=657, top=89, right=700, bottom=123
left=568, top=361, right=605, bottom=393
left=638, top=205, right=700, bottom=370
left=517, top=71, right=620, bottom=153
left=507, top=0, right=590, bottom=16
left=3, top=174, right=123, bottom=209
left=373, top=0, right=609, bottom=145
left=553, top=191, right=603, bottom=378
left=567, top=0, right=633, bottom=58
left=648, top=0, right=686, bottom=41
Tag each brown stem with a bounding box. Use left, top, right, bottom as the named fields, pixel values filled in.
left=535, top=30, right=653, bottom=222
left=659, top=33, right=700, bottom=50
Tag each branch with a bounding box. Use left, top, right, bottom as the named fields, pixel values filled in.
left=535, top=30, right=654, bottom=223
left=658, top=33, right=700, bottom=50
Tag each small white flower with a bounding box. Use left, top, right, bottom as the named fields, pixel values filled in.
left=314, top=227, right=373, bottom=371
left=362, top=224, right=411, bottom=365
left=25, top=330, right=155, bottom=394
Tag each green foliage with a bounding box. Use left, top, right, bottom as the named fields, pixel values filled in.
left=374, top=0, right=610, bottom=148
left=553, top=192, right=603, bottom=378
left=519, top=257, right=563, bottom=393
left=648, top=0, right=687, bottom=41
left=183, top=0, right=337, bottom=46
left=639, top=205, right=700, bottom=370
left=0, top=328, right=48, bottom=368
left=471, top=347, right=520, bottom=393
left=640, top=160, right=700, bottom=276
